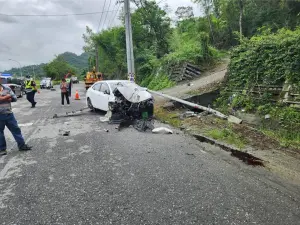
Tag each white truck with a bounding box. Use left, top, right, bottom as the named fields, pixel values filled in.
left=71, top=76, right=79, bottom=84
left=40, top=77, right=53, bottom=89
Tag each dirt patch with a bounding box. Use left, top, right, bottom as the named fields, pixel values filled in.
left=232, top=124, right=280, bottom=150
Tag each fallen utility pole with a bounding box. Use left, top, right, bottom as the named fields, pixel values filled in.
left=53, top=107, right=90, bottom=118
left=148, top=90, right=228, bottom=119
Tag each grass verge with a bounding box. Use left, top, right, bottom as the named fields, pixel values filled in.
left=205, top=127, right=246, bottom=149
left=261, top=129, right=300, bottom=150
left=154, top=106, right=181, bottom=128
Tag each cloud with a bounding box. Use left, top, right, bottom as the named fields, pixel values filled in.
left=0, top=15, right=18, bottom=23
left=0, top=0, right=198, bottom=71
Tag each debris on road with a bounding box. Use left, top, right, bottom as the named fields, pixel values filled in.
left=152, top=127, right=173, bottom=134
left=162, top=102, right=175, bottom=109
left=180, top=111, right=197, bottom=119
left=100, top=111, right=112, bottom=122
left=108, top=82, right=154, bottom=132
left=59, top=129, right=70, bottom=136
left=100, top=117, right=109, bottom=122
left=53, top=107, right=90, bottom=118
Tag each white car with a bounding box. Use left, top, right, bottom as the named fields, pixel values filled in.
left=86, top=80, right=151, bottom=111
left=40, top=78, right=53, bottom=89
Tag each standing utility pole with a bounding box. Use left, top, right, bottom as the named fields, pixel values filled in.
left=124, top=0, right=135, bottom=82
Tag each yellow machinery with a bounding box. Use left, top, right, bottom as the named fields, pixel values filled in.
left=84, top=67, right=103, bottom=90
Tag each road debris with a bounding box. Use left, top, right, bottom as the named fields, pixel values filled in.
left=181, top=111, right=197, bottom=119
left=109, top=82, right=154, bottom=132
left=53, top=107, right=90, bottom=118
left=100, top=117, right=109, bottom=122
left=152, top=127, right=173, bottom=134
left=59, top=129, right=70, bottom=136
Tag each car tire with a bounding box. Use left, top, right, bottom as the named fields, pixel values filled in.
left=87, top=98, right=95, bottom=111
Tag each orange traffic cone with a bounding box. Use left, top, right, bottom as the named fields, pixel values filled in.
left=75, top=90, right=80, bottom=100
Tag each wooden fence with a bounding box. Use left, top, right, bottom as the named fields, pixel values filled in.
left=169, top=63, right=202, bottom=82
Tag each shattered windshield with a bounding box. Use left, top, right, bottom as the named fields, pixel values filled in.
left=110, top=81, right=133, bottom=92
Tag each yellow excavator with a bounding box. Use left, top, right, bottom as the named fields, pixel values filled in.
left=84, top=66, right=103, bottom=90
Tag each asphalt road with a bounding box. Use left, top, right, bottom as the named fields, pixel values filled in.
left=0, top=83, right=299, bottom=225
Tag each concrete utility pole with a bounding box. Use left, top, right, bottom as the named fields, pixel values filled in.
left=124, top=0, right=135, bottom=82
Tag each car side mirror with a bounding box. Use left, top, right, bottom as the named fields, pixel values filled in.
left=104, top=90, right=110, bottom=95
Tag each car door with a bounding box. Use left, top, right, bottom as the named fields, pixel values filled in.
left=90, top=83, right=102, bottom=109
left=98, top=82, right=110, bottom=111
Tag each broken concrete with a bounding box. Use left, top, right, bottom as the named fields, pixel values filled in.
left=228, top=115, right=243, bottom=124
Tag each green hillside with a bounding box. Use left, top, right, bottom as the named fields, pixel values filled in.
left=3, top=52, right=89, bottom=78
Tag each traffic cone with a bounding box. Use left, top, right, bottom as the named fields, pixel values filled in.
left=75, top=90, right=80, bottom=100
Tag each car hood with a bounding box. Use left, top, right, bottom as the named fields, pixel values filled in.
left=116, top=83, right=152, bottom=103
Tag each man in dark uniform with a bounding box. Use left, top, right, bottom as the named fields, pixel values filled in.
left=25, top=77, right=39, bottom=108
left=0, top=79, right=32, bottom=155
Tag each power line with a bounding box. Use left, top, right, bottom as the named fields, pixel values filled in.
left=0, top=10, right=117, bottom=17
left=108, top=0, right=121, bottom=28
left=97, top=0, right=107, bottom=32
left=102, top=0, right=113, bottom=30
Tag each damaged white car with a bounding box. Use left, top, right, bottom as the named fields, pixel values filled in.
left=86, top=80, right=154, bottom=131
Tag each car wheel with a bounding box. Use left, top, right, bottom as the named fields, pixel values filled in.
left=87, top=98, right=95, bottom=110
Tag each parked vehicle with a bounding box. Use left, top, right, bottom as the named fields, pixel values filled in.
left=40, top=77, right=53, bottom=89
left=71, top=76, right=79, bottom=84
left=86, top=80, right=152, bottom=112
left=0, top=76, right=24, bottom=97
left=84, top=67, right=103, bottom=90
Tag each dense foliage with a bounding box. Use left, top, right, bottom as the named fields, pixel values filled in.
left=228, top=28, right=300, bottom=90
left=216, top=28, right=300, bottom=109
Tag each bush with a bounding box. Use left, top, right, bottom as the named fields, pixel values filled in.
left=228, top=28, right=300, bottom=90
left=147, top=73, right=175, bottom=91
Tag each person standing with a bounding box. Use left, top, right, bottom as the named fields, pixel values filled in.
left=65, top=74, right=72, bottom=97
left=25, top=77, right=39, bottom=108
left=60, top=78, right=70, bottom=106
left=0, top=80, right=32, bottom=155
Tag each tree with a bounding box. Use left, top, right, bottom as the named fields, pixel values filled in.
left=43, top=55, right=75, bottom=80
left=193, top=0, right=215, bottom=43
left=175, top=6, right=194, bottom=21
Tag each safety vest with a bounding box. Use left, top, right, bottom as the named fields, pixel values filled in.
left=66, top=78, right=71, bottom=83
left=25, top=80, right=35, bottom=92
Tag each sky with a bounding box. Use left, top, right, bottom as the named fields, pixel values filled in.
left=0, top=0, right=200, bottom=72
